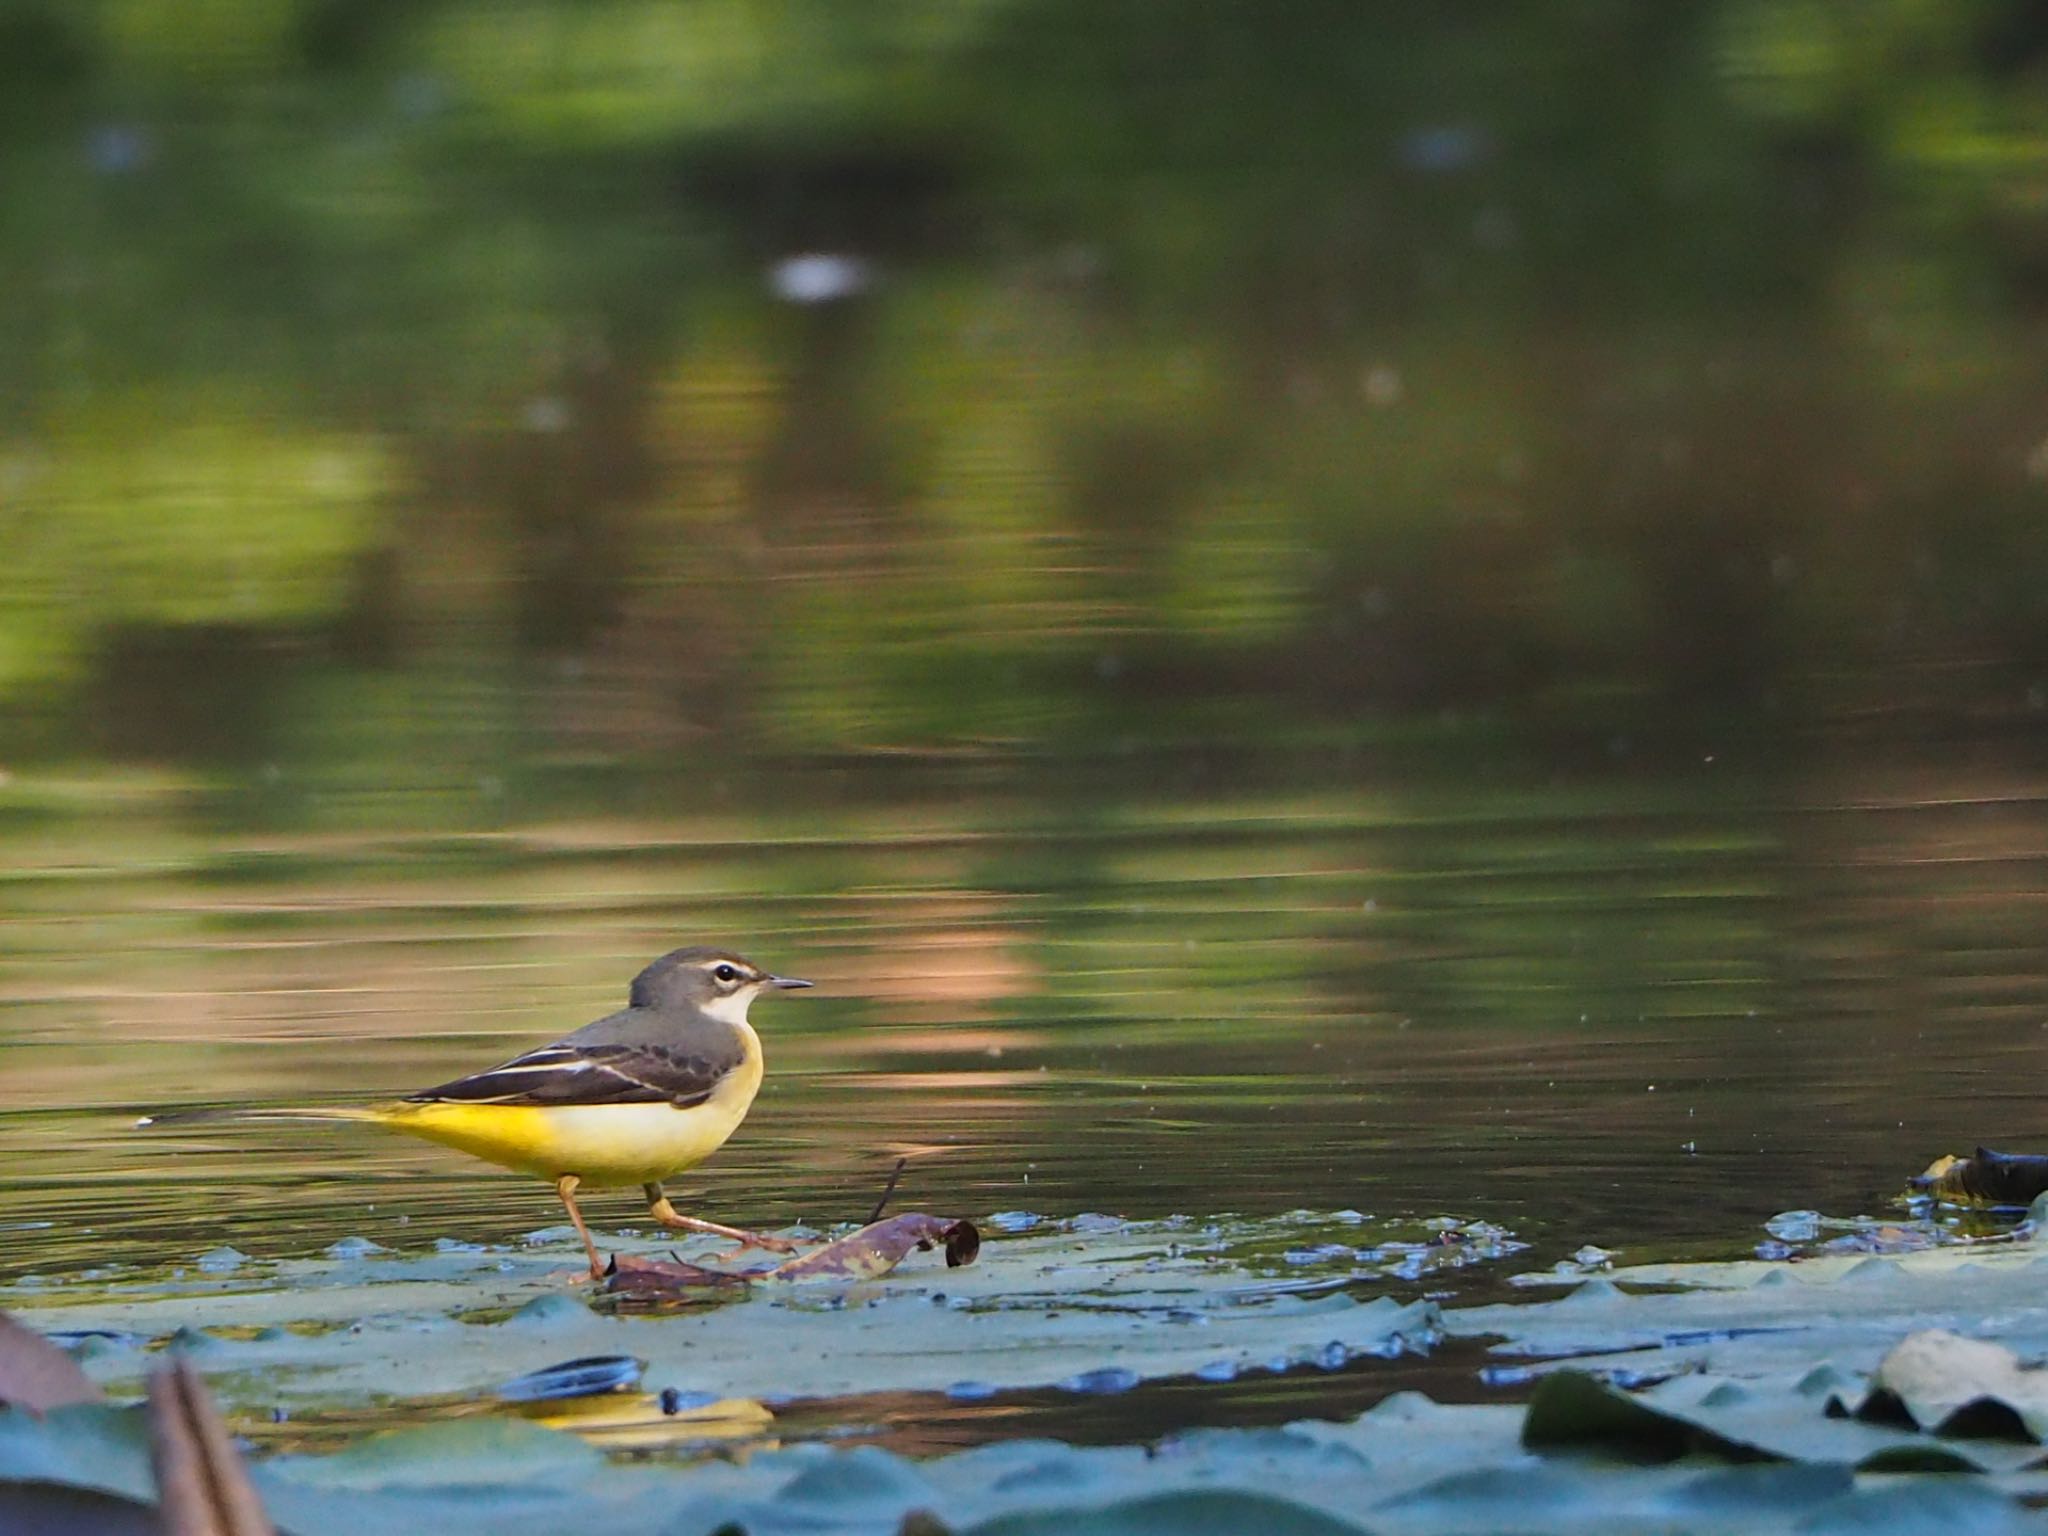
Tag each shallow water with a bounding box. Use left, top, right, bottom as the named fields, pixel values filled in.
left=5, top=728, right=2048, bottom=1440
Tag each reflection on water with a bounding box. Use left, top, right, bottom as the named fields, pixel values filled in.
left=7, top=736, right=2048, bottom=1290
left=11, top=1, right=2048, bottom=1472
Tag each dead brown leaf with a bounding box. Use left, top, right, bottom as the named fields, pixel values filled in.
left=602, top=1214, right=981, bottom=1299
left=770, top=1215, right=980, bottom=1281
left=603, top=1252, right=758, bottom=1297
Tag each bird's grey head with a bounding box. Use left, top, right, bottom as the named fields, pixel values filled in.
left=630, top=946, right=814, bottom=1021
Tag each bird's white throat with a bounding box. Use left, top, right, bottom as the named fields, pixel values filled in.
left=699, top=988, right=764, bottom=1027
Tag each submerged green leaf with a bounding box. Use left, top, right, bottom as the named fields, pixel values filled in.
left=1522, top=1371, right=1781, bottom=1464
left=960, top=1488, right=1369, bottom=1536
left=266, top=1419, right=604, bottom=1491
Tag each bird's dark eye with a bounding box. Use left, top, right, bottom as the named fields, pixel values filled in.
left=713, top=963, right=739, bottom=984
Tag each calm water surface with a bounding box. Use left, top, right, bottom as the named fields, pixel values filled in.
left=7, top=730, right=2047, bottom=1298
left=16, top=0, right=2048, bottom=1470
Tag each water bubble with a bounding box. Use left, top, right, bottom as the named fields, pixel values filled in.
left=1069, top=1213, right=1128, bottom=1235
left=1060, top=1367, right=1140, bottom=1395
left=1764, top=1211, right=1820, bottom=1243
left=1282, top=1244, right=1355, bottom=1266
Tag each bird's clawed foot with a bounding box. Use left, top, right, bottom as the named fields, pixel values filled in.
left=642, top=1183, right=801, bottom=1256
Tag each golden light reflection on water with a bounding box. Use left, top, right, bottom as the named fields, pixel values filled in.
left=6, top=750, right=2048, bottom=1290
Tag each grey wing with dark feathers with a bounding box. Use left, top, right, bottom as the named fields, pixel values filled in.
left=406, top=1008, right=747, bottom=1109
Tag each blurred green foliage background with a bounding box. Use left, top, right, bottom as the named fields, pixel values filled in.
left=8, top=0, right=2048, bottom=802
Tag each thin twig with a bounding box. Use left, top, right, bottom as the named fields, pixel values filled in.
left=866, top=1156, right=909, bottom=1225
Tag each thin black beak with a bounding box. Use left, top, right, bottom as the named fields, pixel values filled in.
left=768, top=975, right=815, bottom=990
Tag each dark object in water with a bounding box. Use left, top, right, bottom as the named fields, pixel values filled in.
left=1911, top=1147, right=2048, bottom=1208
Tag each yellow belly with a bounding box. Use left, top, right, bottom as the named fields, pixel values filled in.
left=379, top=1038, right=763, bottom=1187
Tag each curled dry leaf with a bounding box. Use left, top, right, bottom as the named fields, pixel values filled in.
left=603, top=1252, right=756, bottom=1297
left=0, top=1309, right=102, bottom=1413
left=603, top=1214, right=979, bottom=1298
left=771, top=1214, right=979, bottom=1281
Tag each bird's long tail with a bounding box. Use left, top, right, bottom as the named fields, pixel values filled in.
left=134, top=1105, right=393, bottom=1129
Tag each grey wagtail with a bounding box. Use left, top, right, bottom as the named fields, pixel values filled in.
left=140, top=946, right=812, bottom=1276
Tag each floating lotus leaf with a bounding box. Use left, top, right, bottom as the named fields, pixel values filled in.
left=1455, top=1220, right=2048, bottom=1383
left=1, top=1215, right=1443, bottom=1413
left=5, top=1379, right=2045, bottom=1536
left=1834, top=1330, right=2048, bottom=1442
left=9, top=1209, right=2048, bottom=1533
